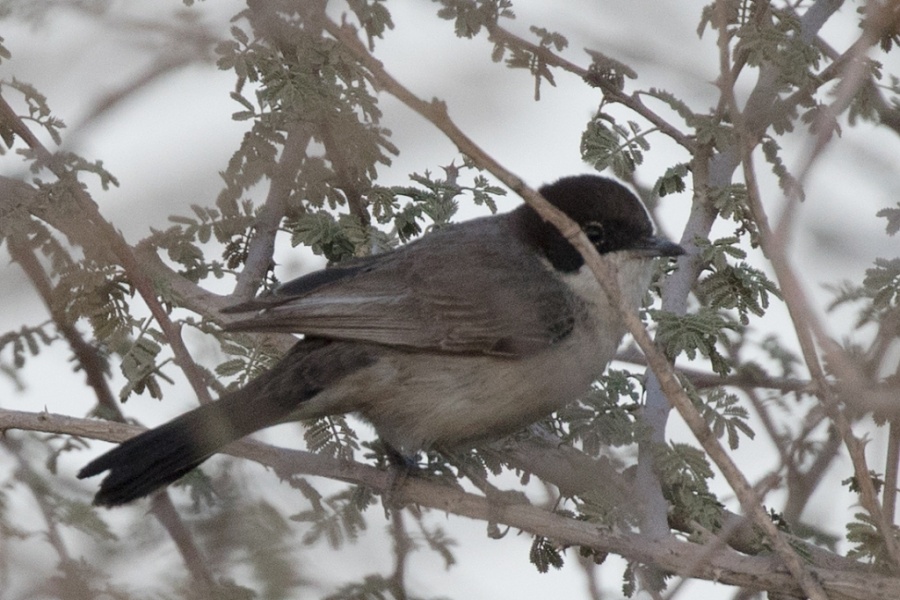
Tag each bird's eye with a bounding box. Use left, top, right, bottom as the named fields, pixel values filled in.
left=583, top=221, right=605, bottom=245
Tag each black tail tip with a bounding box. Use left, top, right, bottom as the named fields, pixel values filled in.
left=76, top=464, right=138, bottom=507
left=83, top=471, right=163, bottom=507
left=91, top=488, right=135, bottom=508
left=77, top=463, right=103, bottom=481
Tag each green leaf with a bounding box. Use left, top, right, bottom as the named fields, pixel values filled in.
left=696, top=386, right=755, bottom=450
left=653, top=163, right=689, bottom=197
left=530, top=25, right=567, bottom=51
left=303, top=415, right=360, bottom=462
left=877, top=204, right=900, bottom=236
left=696, top=261, right=781, bottom=325
left=863, top=258, right=900, bottom=309
left=119, top=333, right=172, bottom=401
left=347, top=0, right=395, bottom=46
left=435, top=0, right=515, bottom=39
left=292, top=486, right=376, bottom=550
left=580, top=117, right=648, bottom=177
left=761, top=137, right=802, bottom=199
left=652, top=308, right=741, bottom=375
left=529, top=535, right=565, bottom=573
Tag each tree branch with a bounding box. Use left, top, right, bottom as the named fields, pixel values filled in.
left=324, top=15, right=838, bottom=597
left=482, top=22, right=696, bottom=152
left=1, top=407, right=897, bottom=600
left=232, top=125, right=312, bottom=300
left=0, top=93, right=214, bottom=406
left=5, top=229, right=219, bottom=590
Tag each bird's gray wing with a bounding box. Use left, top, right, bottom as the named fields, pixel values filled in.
left=224, top=219, right=577, bottom=357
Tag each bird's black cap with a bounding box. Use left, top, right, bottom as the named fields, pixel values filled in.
left=513, top=175, right=684, bottom=272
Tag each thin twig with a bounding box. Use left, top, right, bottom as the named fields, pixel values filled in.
left=583, top=244, right=829, bottom=600
left=736, top=81, right=900, bottom=573
left=326, top=16, right=831, bottom=599
left=318, top=120, right=373, bottom=229
left=5, top=234, right=218, bottom=589
left=6, top=235, right=116, bottom=412
left=2, top=436, right=95, bottom=600
left=576, top=551, right=604, bottom=600
left=0, top=93, right=214, bottom=406
left=783, top=415, right=843, bottom=524
left=149, top=493, right=217, bottom=591
left=233, top=125, right=313, bottom=300
left=483, top=22, right=695, bottom=151
left=388, top=509, right=410, bottom=600
left=617, top=347, right=814, bottom=393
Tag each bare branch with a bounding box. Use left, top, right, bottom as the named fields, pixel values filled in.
left=0, top=93, right=214, bottom=406
left=483, top=23, right=696, bottom=152
left=2, top=407, right=898, bottom=600
left=232, top=125, right=313, bottom=300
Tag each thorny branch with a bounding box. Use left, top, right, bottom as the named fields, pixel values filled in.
left=0, top=93, right=215, bottom=407
left=325, top=15, right=832, bottom=600
left=483, top=22, right=696, bottom=152
left=0, top=407, right=896, bottom=600
left=5, top=229, right=217, bottom=590
left=2, top=2, right=900, bottom=596
left=716, top=0, right=900, bottom=570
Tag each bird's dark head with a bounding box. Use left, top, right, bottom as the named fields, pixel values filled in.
left=513, top=175, right=684, bottom=272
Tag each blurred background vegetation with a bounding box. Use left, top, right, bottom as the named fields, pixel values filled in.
left=1, top=1, right=900, bottom=599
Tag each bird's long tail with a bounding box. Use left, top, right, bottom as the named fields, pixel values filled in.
left=78, top=338, right=372, bottom=507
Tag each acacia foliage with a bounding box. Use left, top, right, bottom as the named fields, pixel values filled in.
left=1, top=1, right=900, bottom=599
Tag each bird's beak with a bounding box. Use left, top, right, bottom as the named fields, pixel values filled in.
left=627, top=236, right=685, bottom=258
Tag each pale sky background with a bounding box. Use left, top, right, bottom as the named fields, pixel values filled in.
left=1, top=1, right=899, bottom=598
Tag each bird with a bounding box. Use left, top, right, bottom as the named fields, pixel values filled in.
left=78, top=174, right=684, bottom=507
